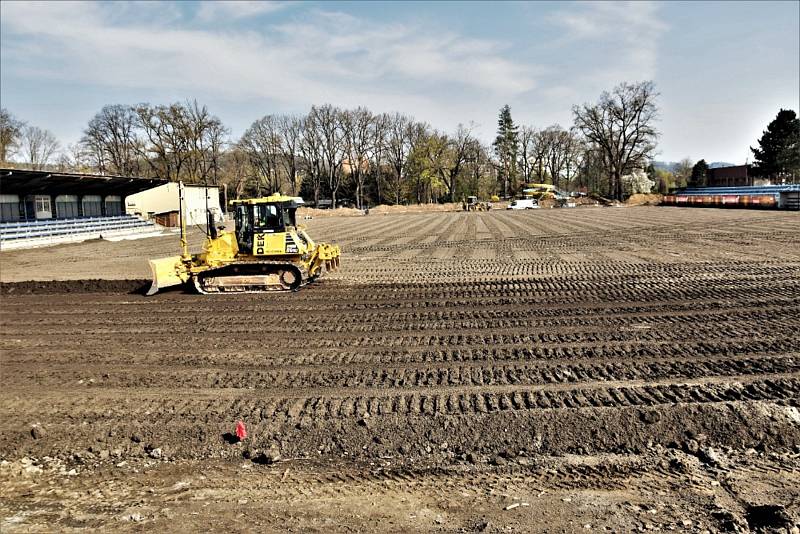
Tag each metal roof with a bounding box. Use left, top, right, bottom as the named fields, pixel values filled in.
left=678, top=185, right=800, bottom=196
left=0, top=168, right=168, bottom=197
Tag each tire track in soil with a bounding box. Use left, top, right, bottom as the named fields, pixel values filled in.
left=2, top=207, right=800, bottom=468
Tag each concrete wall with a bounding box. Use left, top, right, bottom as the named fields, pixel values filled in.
left=126, top=183, right=222, bottom=225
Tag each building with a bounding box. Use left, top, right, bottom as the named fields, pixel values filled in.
left=706, top=165, right=752, bottom=187
left=125, top=182, right=223, bottom=226
left=0, top=167, right=166, bottom=222
left=662, top=184, right=800, bottom=210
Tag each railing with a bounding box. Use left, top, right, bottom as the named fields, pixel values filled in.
left=0, top=216, right=156, bottom=241
left=0, top=215, right=134, bottom=230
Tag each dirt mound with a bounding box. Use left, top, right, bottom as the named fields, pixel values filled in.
left=297, top=206, right=364, bottom=218
left=370, top=203, right=462, bottom=214
left=627, top=193, right=663, bottom=206
left=0, top=279, right=150, bottom=295
left=298, top=203, right=464, bottom=218
left=575, top=196, right=601, bottom=206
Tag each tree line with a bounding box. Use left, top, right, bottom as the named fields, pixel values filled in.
left=1, top=82, right=796, bottom=206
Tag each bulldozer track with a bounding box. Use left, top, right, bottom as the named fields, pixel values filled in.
left=2, top=207, right=800, bottom=465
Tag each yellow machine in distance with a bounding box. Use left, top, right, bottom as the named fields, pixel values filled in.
left=522, top=183, right=557, bottom=199
left=463, top=196, right=491, bottom=211
left=147, top=183, right=340, bottom=295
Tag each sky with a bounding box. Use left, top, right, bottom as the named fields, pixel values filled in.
left=1, top=0, right=798, bottom=165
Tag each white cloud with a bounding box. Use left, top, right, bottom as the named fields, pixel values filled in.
left=549, top=1, right=668, bottom=87
left=195, top=1, right=290, bottom=22
left=0, top=1, right=537, bottom=135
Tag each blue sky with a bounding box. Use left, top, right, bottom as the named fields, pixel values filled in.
left=1, top=1, right=798, bottom=164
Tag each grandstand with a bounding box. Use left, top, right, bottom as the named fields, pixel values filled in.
left=0, top=215, right=161, bottom=250
left=663, top=184, right=800, bottom=210
left=0, top=168, right=167, bottom=249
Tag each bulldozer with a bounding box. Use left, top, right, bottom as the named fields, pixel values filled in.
left=463, top=196, right=491, bottom=212
left=146, top=182, right=340, bottom=295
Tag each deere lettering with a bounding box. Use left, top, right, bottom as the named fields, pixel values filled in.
left=255, top=233, right=265, bottom=255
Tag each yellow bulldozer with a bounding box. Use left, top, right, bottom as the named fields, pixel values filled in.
left=147, top=183, right=340, bottom=295
left=463, top=196, right=491, bottom=212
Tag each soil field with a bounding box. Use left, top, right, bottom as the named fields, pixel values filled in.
left=2, top=206, right=800, bottom=532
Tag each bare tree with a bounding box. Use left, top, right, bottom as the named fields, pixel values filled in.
left=312, top=104, right=346, bottom=208
left=81, top=105, right=141, bottom=175
left=186, top=101, right=229, bottom=185
left=464, top=139, right=492, bottom=198
left=439, top=124, right=475, bottom=202
left=576, top=144, right=609, bottom=194
left=341, top=107, right=374, bottom=209
left=203, top=119, right=229, bottom=186
left=540, top=125, right=570, bottom=189
left=300, top=108, right=324, bottom=206
left=386, top=113, right=415, bottom=204
left=134, top=103, right=192, bottom=181
left=55, top=143, right=92, bottom=173
left=529, top=128, right=550, bottom=182
left=368, top=113, right=390, bottom=206
left=0, top=108, right=25, bottom=163
left=573, top=81, right=660, bottom=200
left=673, top=158, right=693, bottom=188
left=220, top=146, right=252, bottom=200
left=82, top=101, right=227, bottom=181
left=22, top=126, right=60, bottom=170
left=518, top=126, right=536, bottom=184
left=276, top=115, right=303, bottom=195
left=562, top=129, right=585, bottom=190
left=240, top=115, right=281, bottom=194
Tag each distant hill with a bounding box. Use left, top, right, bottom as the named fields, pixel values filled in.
left=652, top=161, right=679, bottom=172
left=651, top=160, right=737, bottom=172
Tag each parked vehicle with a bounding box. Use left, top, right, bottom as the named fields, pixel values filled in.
left=507, top=198, right=540, bottom=210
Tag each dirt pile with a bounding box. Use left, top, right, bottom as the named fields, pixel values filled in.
left=297, top=202, right=464, bottom=218
left=627, top=193, right=663, bottom=206
left=0, top=279, right=149, bottom=295
left=297, top=206, right=364, bottom=218
left=370, top=202, right=462, bottom=214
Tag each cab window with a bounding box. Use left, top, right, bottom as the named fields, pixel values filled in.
left=235, top=205, right=252, bottom=234
left=254, top=205, right=281, bottom=231
left=283, top=207, right=296, bottom=228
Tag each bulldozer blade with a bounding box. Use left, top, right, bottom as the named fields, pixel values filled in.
left=146, top=256, right=188, bottom=296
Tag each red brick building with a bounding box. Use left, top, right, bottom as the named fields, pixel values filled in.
left=707, top=165, right=752, bottom=187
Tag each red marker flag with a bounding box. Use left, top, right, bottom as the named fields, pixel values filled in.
left=235, top=421, right=247, bottom=441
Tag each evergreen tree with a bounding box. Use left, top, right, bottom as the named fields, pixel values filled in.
left=689, top=159, right=708, bottom=187
left=493, top=105, right=519, bottom=197
left=750, top=109, right=800, bottom=181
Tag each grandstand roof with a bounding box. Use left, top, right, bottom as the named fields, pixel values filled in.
left=0, top=168, right=167, bottom=197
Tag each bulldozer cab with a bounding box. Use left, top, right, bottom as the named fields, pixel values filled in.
left=232, top=195, right=299, bottom=255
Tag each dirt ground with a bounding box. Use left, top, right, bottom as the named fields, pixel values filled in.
left=1, top=206, right=800, bottom=532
